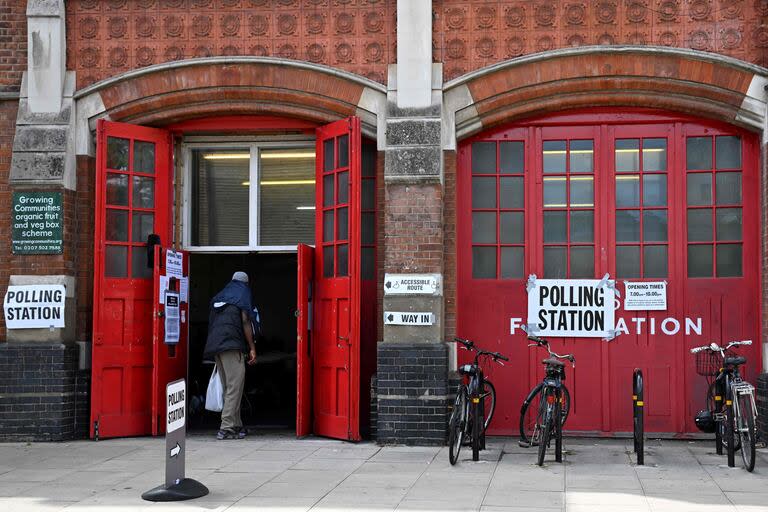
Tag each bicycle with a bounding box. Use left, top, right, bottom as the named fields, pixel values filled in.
left=518, top=334, right=575, bottom=466
left=448, top=337, right=509, bottom=465
left=691, top=340, right=758, bottom=472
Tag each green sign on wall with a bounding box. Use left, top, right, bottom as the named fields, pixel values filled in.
left=12, top=192, right=63, bottom=254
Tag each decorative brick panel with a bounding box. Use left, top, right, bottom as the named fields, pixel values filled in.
left=384, top=183, right=443, bottom=274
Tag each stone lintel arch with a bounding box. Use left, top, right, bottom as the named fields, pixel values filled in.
left=443, top=46, right=768, bottom=148
left=74, top=57, right=387, bottom=156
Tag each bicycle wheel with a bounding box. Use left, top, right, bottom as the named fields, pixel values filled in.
left=708, top=381, right=724, bottom=455
left=482, top=380, right=496, bottom=432
left=737, top=392, right=756, bottom=472
left=554, top=389, right=563, bottom=463
left=537, top=395, right=553, bottom=466
left=521, top=384, right=570, bottom=445
left=560, top=384, right=571, bottom=427
left=448, top=387, right=467, bottom=465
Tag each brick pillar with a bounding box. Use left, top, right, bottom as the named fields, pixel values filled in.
left=758, top=374, right=768, bottom=444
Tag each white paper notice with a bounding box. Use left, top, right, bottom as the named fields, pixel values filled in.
left=166, top=250, right=183, bottom=278
left=158, top=276, right=169, bottom=304
left=624, top=281, right=667, bottom=311
left=180, top=277, right=189, bottom=303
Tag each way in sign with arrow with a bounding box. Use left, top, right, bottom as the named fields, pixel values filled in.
left=170, top=443, right=181, bottom=458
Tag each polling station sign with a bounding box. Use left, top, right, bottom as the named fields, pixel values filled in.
left=3, top=284, right=66, bottom=329
left=526, top=276, right=616, bottom=338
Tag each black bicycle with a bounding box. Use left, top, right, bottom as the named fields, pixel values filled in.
left=448, top=337, right=509, bottom=464
left=691, top=340, right=757, bottom=472
left=519, top=334, right=575, bottom=466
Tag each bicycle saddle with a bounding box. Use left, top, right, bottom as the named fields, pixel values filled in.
left=724, top=356, right=746, bottom=366
left=542, top=358, right=565, bottom=367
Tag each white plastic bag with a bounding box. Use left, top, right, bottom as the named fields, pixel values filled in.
left=205, top=365, right=224, bottom=412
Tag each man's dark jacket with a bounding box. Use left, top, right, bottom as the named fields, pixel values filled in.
left=203, top=279, right=254, bottom=359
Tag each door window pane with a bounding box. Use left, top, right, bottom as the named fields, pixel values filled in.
left=500, top=212, right=524, bottom=244
left=472, top=142, right=496, bottom=173
left=687, top=174, right=712, bottom=205
left=362, top=179, right=375, bottom=210
left=106, top=210, right=128, bottom=241
left=106, top=173, right=129, bottom=206
left=472, top=177, right=496, bottom=209
left=543, top=247, right=567, bottom=278
left=570, top=246, right=594, bottom=278
left=362, top=212, right=375, bottom=245
left=543, top=211, right=567, bottom=243
left=323, top=138, right=334, bottom=171
left=688, top=245, right=713, bottom=277
left=323, top=210, right=334, bottom=242
left=687, top=137, right=712, bottom=170
left=337, top=207, right=348, bottom=241
left=543, top=178, right=566, bottom=207
left=543, top=141, right=566, bottom=173
left=131, top=248, right=152, bottom=279
left=337, top=244, right=348, bottom=276
left=616, top=176, right=640, bottom=207
left=716, top=208, right=742, bottom=241
left=361, top=247, right=375, bottom=280
left=338, top=135, right=349, bottom=168
left=644, top=245, right=668, bottom=278
left=362, top=144, right=376, bottom=177
left=472, top=247, right=496, bottom=278
left=500, top=177, right=524, bottom=208
left=132, top=176, right=155, bottom=208
left=105, top=245, right=128, bottom=278
left=615, top=139, right=639, bottom=172
left=133, top=141, right=155, bottom=174
left=716, top=244, right=742, bottom=277
left=323, top=175, right=334, bottom=206
left=337, top=171, right=349, bottom=204
left=570, top=211, right=593, bottom=242
left=569, top=177, right=593, bottom=206
left=616, top=245, right=640, bottom=278
left=643, top=175, right=666, bottom=206
left=501, top=247, right=524, bottom=278
left=570, top=140, right=594, bottom=173
left=472, top=212, right=496, bottom=243
left=716, top=172, right=741, bottom=205
left=616, top=210, right=640, bottom=242
left=500, top=141, right=524, bottom=173
left=643, top=210, right=668, bottom=242
left=323, top=246, right=334, bottom=277
left=716, top=136, right=741, bottom=169
left=643, top=138, right=667, bottom=171
left=107, top=137, right=129, bottom=171
left=131, top=212, right=154, bottom=243
left=687, top=209, right=713, bottom=241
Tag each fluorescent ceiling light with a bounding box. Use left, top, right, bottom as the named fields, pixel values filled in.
left=260, top=180, right=316, bottom=186
left=261, top=151, right=316, bottom=159
left=204, top=153, right=250, bottom=160
left=296, top=206, right=316, bottom=210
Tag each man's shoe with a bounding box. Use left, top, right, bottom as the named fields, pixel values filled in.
left=216, top=428, right=238, bottom=440
left=236, top=426, right=248, bottom=439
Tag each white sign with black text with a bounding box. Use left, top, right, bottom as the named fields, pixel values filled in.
left=165, top=250, right=183, bottom=278
left=384, top=274, right=441, bottom=296
left=3, top=284, right=66, bottom=329
left=527, top=278, right=616, bottom=338
left=384, top=311, right=435, bottom=326
left=624, top=281, right=667, bottom=311
left=164, top=291, right=180, bottom=344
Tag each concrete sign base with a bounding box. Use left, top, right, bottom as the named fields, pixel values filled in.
left=141, top=478, right=209, bottom=502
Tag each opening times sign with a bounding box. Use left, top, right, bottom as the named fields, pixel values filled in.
left=527, top=278, right=616, bottom=338
left=12, top=192, right=63, bottom=254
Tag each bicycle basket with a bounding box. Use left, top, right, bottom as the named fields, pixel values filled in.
left=695, top=350, right=730, bottom=377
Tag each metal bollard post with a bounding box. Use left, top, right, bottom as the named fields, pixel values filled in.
left=633, top=369, right=644, bottom=465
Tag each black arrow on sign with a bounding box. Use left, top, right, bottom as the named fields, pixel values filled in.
left=385, top=281, right=392, bottom=289
left=386, top=314, right=394, bottom=322
left=170, top=443, right=181, bottom=458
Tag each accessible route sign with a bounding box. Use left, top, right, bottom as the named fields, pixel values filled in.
left=12, top=192, right=63, bottom=254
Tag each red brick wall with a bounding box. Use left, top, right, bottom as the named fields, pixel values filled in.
left=0, top=0, right=27, bottom=93
left=384, top=182, right=443, bottom=274
left=75, top=156, right=95, bottom=341
left=443, top=151, right=456, bottom=341
left=376, top=149, right=385, bottom=342
left=0, top=100, right=18, bottom=341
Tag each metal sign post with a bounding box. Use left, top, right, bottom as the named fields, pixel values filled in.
left=142, top=379, right=208, bottom=502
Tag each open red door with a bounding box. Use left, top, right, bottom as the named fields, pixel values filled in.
left=296, top=243, right=314, bottom=437
left=312, top=117, right=362, bottom=440
left=151, top=247, right=190, bottom=435
left=91, top=120, right=172, bottom=439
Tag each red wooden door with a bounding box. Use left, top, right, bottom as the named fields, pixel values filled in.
left=151, top=247, right=189, bottom=435
left=313, top=117, right=362, bottom=441
left=296, top=243, right=314, bottom=437
left=91, top=120, right=172, bottom=439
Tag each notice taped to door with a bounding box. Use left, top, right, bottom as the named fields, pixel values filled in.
left=3, top=284, right=66, bottom=329
left=164, top=291, right=180, bottom=344
left=624, top=281, right=667, bottom=311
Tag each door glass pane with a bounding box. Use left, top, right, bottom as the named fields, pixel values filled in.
left=716, top=208, right=742, bottom=241
left=107, top=137, right=129, bottom=171
left=716, top=136, right=741, bottom=169
left=337, top=207, right=348, bottom=241
left=543, top=211, right=567, bottom=243
left=106, top=210, right=128, bottom=241
left=133, top=141, right=155, bottom=174
left=543, top=178, right=566, bottom=207
left=543, top=141, right=566, bottom=173
left=323, top=245, right=334, bottom=277
left=616, top=175, right=640, bottom=207
left=501, top=247, right=524, bottom=279
left=337, top=244, right=348, bottom=276
left=644, top=245, right=668, bottom=278
left=131, top=248, right=152, bottom=279
left=643, top=210, right=668, bottom=242
left=687, top=137, right=712, bottom=170
left=643, top=138, right=667, bottom=171
left=472, top=247, right=496, bottom=279
left=106, top=173, right=129, bottom=206
left=362, top=144, right=375, bottom=177
left=131, top=212, right=154, bottom=243
left=688, top=245, right=713, bottom=277
left=472, top=142, right=496, bottom=174
left=323, top=210, right=334, bottom=242
left=362, top=247, right=375, bottom=280
left=616, top=210, right=640, bottom=242
left=472, top=212, right=496, bottom=244
left=570, top=246, right=594, bottom=278
left=615, top=139, right=639, bottom=172
left=337, top=171, right=349, bottom=205
left=716, top=244, right=742, bottom=277
left=105, top=245, right=128, bottom=277
left=643, top=175, right=666, bottom=206
left=323, top=175, right=334, bottom=206
left=570, top=211, right=594, bottom=242
left=323, top=138, right=334, bottom=171
left=132, top=176, right=155, bottom=208
left=500, top=141, right=523, bottom=173
left=362, top=212, right=375, bottom=245
left=570, top=140, right=593, bottom=173
left=569, top=177, right=593, bottom=206
left=337, top=135, right=348, bottom=168
left=500, top=212, right=524, bottom=244
left=472, top=177, right=496, bottom=209
left=543, top=247, right=567, bottom=278
left=362, top=179, right=375, bottom=210
left=687, top=174, right=712, bottom=206
left=687, top=209, right=713, bottom=241
left=500, top=177, right=524, bottom=208
left=716, top=172, right=741, bottom=205
left=616, top=245, right=640, bottom=278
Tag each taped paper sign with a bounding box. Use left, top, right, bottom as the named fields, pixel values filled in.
left=4, top=285, right=65, bottom=329
left=624, top=281, right=667, bottom=311
left=527, top=277, right=616, bottom=338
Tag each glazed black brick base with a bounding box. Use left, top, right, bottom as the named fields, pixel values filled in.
left=757, top=373, right=768, bottom=444
left=375, top=343, right=448, bottom=446
left=0, top=344, right=90, bottom=441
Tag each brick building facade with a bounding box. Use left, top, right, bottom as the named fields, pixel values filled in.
left=1, top=0, right=768, bottom=445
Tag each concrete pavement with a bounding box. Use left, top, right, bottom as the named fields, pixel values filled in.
left=0, top=434, right=767, bottom=511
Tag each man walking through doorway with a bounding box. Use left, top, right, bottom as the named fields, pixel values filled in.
left=204, top=271, right=257, bottom=440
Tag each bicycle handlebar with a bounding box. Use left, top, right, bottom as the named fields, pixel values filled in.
left=452, top=337, right=510, bottom=363
left=526, top=335, right=576, bottom=366
left=690, top=339, right=752, bottom=354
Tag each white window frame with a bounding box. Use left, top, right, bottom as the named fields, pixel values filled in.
left=181, top=139, right=315, bottom=253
